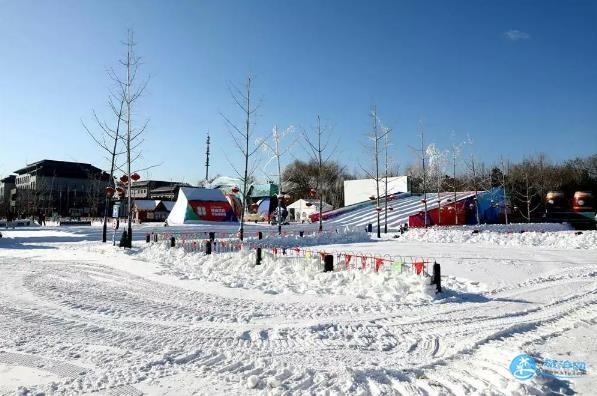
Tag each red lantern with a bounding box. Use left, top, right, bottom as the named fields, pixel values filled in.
left=231, top=186, right=240, bottom=194
left=375, top=207, right=382, bottom=212
left=116, top=187, right=124, bottom=194
left=105, top=186, right=115, bottom=196
left=309, top=188, right=316, bottom=197
left=131, top=172, right=141, bottom=181
left=120, top=175, right=129, bottom=183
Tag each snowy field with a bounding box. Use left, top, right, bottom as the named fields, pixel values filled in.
left=0, top=224, right=596, bottom=395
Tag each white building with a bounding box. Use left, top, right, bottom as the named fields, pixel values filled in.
left=343, top=176, right=409, bottom=206
left=287, top=199, right=333, bottom=222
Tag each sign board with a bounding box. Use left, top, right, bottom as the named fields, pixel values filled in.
left=112, top=204, right=120, bottom=218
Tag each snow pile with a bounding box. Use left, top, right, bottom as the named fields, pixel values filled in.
left=439, top=223, right=573, bottom=233
left=137, top=243, right=437, bottom=302
left=400, top=227, right=597, bottom=249
left=247, top=229, right=370, bottom=249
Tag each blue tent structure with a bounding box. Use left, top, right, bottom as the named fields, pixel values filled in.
left=466, top=187, right=506, bottom=224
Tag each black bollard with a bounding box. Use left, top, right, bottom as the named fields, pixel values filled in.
left=209, top=232, right=215, bottom=241
left=258, top=231, right=263, bottom=240
left=146, top=233, right=150, bottom=243
left=154, top=233, right=158, bottom=242
left=324, top=254, right=334, bottom=272
left=432, top=261, right=442, bottom=293
left=256, top=247, right=262, bottom=265
left=367, top=223, right=373, bottom=233
left=119, top=230, right=129, bottom=248
left=299, top=231, right=304, bottom=237
left=205, top=240, right=212, bottom=255
left=170, top=236, right=176, bottom=247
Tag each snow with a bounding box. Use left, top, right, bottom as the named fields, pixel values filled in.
left=0, top=224, right=596, bottom=395
left=398, top=225, right=596, bottom=249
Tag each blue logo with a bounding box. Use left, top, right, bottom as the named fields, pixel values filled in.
left=510, top=354, right=588, bottom=380
left=510, top=354, right=537, bottom=380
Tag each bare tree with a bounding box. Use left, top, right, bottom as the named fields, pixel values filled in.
left=466, top=154, right=482, bottom=224
left=407, top=120, right=430, bottom=226
left=220, top=74, right=262, bottom=241
left=82, top=72, right=125, bottom=242
left=112, top=30, right=150, bottom=247
left=259, top=125, right=295, bottom=234
left=500, top=157, right=510, bottom=224
left=303, top=115, right=336, bottom=232
left=359, top=106, right=390, bottom=237
left=383, top=129, right=393, bottom=233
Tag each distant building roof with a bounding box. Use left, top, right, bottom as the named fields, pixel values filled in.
left=161, top=201, right=175, bottom=211
left=249, top=183, right=278, bottom=198
left=131, top=180, right=188, bottom=188
left=150, top=184, right=189, bottom=193
left=1, top=175, right=16, bottom=183
left=211, top=176, right=241, bottom=188
left=133, top=200, right=160, bottom=211
left=13, top=159, right=107, bottom=179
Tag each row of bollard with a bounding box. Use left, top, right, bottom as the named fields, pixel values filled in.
left=145, top=229, right=307, bottom=247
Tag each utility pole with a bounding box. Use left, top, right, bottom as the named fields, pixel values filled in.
left=205, top=132, right=211, bottom=183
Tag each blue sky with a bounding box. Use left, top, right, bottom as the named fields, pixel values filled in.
left=0, top=0, right=596, bottom=182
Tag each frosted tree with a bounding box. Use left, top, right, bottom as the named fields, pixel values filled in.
left=426, top=143, right=448, bottom=224
left=259, top=125, right=295, bottom=235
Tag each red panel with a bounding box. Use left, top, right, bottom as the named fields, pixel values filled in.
left=189, top=200, right=237, bottom=222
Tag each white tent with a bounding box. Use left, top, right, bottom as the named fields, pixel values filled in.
left=166, top=187, right=238, bottom=225
left=287, top=199, right=333, bottom=222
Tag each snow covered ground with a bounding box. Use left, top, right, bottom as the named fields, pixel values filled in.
left=0, top=225, right=595, bottom=395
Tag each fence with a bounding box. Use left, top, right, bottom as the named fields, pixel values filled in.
left=146, top=230, right=436, bottom=277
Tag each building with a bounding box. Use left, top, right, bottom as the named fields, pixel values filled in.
left=132, top=200, right=173, bottom=223
left=287, top=199, right=333, bottom=222
left=11, top=159, right=111, bottom=217
left=0, top=175, right=16, bottom=216
left=343, top=176, right=409, bottom=206
left=128, top=180, right=189, bottom=200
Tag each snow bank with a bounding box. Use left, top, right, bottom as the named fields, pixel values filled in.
left=442, top=223, right=573, bottom=232
left=137, top=243, right=437, bottom=302
left=399, top=227, right=597, bottom=249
